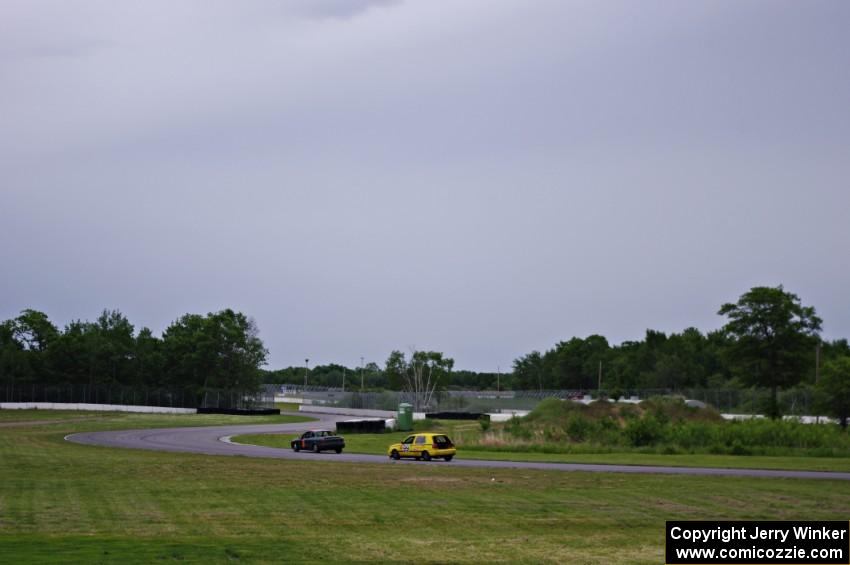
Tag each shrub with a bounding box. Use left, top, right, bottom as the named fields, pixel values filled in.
left=619, top=404, right=640, bottom=421
left=565, top=415, right=592, bottom=442
left=729, top=440, right=752, bottom=456
left=479, top=416, right=491, bottom=432
left=624, top=416, right=663, bottom=447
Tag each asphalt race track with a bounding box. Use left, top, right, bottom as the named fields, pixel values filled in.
left=66, top=412, right=850, bottom=481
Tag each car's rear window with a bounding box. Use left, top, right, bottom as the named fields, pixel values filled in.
left=433, top=435, right=452, bottom=445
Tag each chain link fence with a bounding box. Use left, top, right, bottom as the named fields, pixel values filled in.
left=1, top=383, right=275, bottom=411
left=3, top=382, right=825, bottom=416
left=277, top=386, right=829, bottom=416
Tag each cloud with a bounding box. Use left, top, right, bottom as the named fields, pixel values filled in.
left=1, top=1, right=849, bottom=370
left=288, top=0, right=403, bottom=21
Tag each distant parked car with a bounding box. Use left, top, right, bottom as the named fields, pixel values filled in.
left=387, top=432, right=456, bottom=461
left=291, top=430, right=345, bottom=454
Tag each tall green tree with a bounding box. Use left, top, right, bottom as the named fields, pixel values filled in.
left=0, top=310, right=59, bottom=385
left=818, top=356, right=850, bottom=429
left=13, top=309, right=58, bottom=353
left=719, top=286, right=821, bottom=418
left=0, top=318, right=25, bottom=387
left=162, top=309, right=267, bottom=392
left=512, top=350, right=544, bottom=390
left=133, top=327, right=165, bottom=386
left=48, top=320, right=100, bottom=385
left=94, top=309, right=135, bottom=384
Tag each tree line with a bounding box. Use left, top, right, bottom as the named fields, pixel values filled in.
left=511, top=287, right=847, bottom=396
left=0, top=308, right=267, bottom=392
left=265, top=286, right=850, bottom=424
left=3, top=286, right=850, bottom=423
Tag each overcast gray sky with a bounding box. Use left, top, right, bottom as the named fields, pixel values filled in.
left=2, top=0, right=848, bottom=371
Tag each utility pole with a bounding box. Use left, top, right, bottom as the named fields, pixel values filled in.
left=360, top=356, right=365, bottom=391
left=497, top=365, right=500, bottom=394
left=304, top=358, right=309, bottom=388
left=342, top=367, right=345, bottom=392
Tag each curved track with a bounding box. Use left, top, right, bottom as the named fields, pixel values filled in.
left=66, top=412, right=850, bottom=480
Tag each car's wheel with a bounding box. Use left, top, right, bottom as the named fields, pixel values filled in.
left=292, top=443, right=300, bottom=452
left=390, top=450, right=400, bottom=460
left=312, top=443, right=320, bottom=453
left=444, top=455, right=453, bottom=462
left=335, top=447, right=342, bottom=454
left=421, top=451, right=431, bottom=461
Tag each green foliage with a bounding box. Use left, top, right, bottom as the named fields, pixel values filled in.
left=719, top=285, right=822, bottom=418
left=565, top=414, right=592, bottom=442
left=478, top=415, right=491, bottom=431
left=505, top=286, right=838, bottom=396
left=818, top=356, right=850, bottom=429
left=162, top=309, right=267, bottom=391
left=383, top=349, right=454, bottom=411
left=624, top=416, right=664, bottom=447
left=0, top=308, right=267, bottom=393
left=499, top=396, right=850, bottom=456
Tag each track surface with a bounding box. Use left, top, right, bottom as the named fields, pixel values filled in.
left=66, top=412, right=850, bottom=480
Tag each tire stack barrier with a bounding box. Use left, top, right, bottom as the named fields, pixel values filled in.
left=336, top=419, right=387, bottom=433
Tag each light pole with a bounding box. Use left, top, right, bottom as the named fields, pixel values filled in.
left=360, top=356, right=365, bottom=391
left=304, top=359, right=309, bottom=388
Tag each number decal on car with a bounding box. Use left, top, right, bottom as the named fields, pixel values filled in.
left=401, top=445, right=409, bottom=452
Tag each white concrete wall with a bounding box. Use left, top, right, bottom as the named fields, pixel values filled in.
left=489, top=412, right=529, bottom=422
left=720, top=413, right=836, bottom=424
left=274, top=396, right=319, bottom=405
left=0, top=402, right=196, bottom=414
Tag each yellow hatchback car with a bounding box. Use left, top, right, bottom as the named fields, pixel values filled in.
left=388, top=432, right=456, bottom=462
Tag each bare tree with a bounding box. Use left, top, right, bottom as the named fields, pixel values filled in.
left=385, top=350, right=454, bottom=411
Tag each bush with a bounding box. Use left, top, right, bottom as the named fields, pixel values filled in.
left=479, top=416, right=491, bottom=432
left=565, top=415, right=592, bottom=442
left=624, top=416, right=663, bottom=447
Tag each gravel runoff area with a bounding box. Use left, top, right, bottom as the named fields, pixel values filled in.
left=66, top=411, right=850, bottom=481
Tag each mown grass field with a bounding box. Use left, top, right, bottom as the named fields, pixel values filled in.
left=1, top=410, right=848, bottom=563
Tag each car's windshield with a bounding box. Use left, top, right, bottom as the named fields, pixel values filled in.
left=402, top=436, right=414, bottom=444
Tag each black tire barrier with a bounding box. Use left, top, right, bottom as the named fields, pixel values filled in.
left=196, top=408, right=281, bottom=416
left=425, top=412, right=489, bottom=421
left=336, top=419, right=386, bottom=433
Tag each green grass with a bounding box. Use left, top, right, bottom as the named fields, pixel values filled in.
left=275, top=402, right=301, bottom=413
left=0, top=409, right=111, bottom=422
left=1, top=411, right=848, bottom=563
left=237, top=430, right=850, bottom=472
left=0, top=409, right=315, bottom=428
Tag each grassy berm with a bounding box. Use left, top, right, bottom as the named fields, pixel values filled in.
left=478, top=397, right=850, bottom=458
left=1, top=410, right=843, bottom=563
